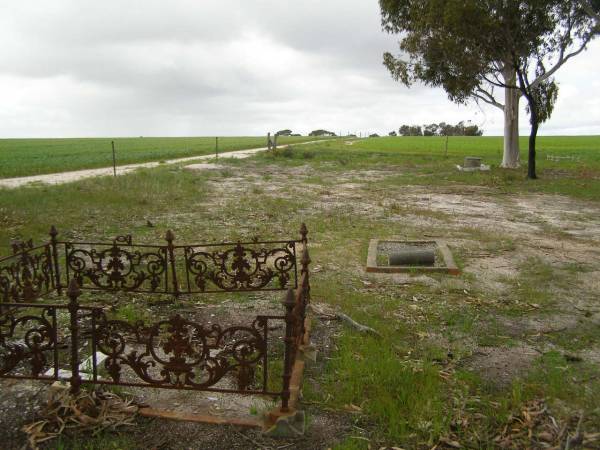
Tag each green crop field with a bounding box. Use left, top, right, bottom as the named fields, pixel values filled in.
left=353, top=135, right=600, bottom=165
left=0, top=135, right=327, bottom=179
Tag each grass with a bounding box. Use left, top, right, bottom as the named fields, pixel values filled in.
left=257, top=135, right=600, bottom=200
left=1, top=135, right=600, bottom=448
left=56, top=432, right=135, bottom=449
left=0, top=135, right=328, bottom=178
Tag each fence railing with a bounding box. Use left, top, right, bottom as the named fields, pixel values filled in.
left=0, top=240, right=55, bottom=304
left=0, top=224, right=310, bottom=413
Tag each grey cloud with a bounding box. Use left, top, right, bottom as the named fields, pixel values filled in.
left=0, top=0, right=598, bottom=138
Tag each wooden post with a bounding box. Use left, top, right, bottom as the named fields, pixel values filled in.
left=445, top=135, right=449, bottom=158
left=280, top=288, right=295, bottom=412
left=49, top=225, right=62, bottom=295
left=111, top=141, right=117, bottom=177
left=215, top=137, right=219, bottom=160
left=67, top=279, right=82, bottom=394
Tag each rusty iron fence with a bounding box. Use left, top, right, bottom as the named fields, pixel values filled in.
left=0, top=224, right=310, bottom=413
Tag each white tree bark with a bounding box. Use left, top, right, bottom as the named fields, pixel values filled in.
left=501, top=69, right=521, bottom=168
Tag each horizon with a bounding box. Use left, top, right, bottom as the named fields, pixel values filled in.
left=2, top=133, right=600, bottom=140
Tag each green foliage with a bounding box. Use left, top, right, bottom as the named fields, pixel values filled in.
left=380, top=0, right=595, bottom=103
left=526, top=78, right=559, bottom=125
left=380, top=0, right=598, bottom=177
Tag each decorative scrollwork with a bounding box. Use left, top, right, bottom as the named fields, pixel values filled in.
left=93, top=312, right=267, bottom=391
left=66, top=243, right=168, bottom=292
left=183, top=242, right=297, bottom=292
left=0, top=244, right=54, bottom=303
left=0, top=307, right=57, bottom=377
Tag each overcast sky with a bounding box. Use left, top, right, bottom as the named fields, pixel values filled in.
left=1, top=0, right=599, bottom=138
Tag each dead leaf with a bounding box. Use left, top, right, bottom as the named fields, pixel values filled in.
left=439, top=436, right=462, bottom=448
left=343, top=403, right=363, bottom=413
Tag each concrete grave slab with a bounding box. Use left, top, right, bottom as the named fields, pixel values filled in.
left=366, top=239, right=460, bottom=275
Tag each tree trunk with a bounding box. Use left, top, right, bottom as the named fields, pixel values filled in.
left=528, top=117, right=538, bottom=179
left=501, top=70, right=521, bottom=168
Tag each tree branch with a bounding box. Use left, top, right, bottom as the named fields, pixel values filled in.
left=529, top=35, right=593, bottom=90
left=473, top=88, right=504, bottom=110
left=481, top=74, right=509, bottom=89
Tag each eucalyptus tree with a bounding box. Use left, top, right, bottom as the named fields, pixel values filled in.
left=380, top=0, right=599, bottom=177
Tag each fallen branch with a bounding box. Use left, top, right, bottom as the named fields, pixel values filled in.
left=310, top=304, right=381, bottom=338
left=337, top=313, right=381, bottom=338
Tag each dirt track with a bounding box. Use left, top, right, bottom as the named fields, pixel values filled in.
left=0, top=139, right=334, bottom=189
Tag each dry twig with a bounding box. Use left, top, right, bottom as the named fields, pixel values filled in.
left=22, top=385, right=138, bottom=449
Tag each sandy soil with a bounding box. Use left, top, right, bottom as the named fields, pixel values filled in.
left=196, top=163, right=600, bottom=387
left=1, top=160, right=599, bottom=448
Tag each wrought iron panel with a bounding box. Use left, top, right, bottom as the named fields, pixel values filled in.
left=0, top=242, right=54, bottom=303
left=181, top=241, right=298, bottom=293
left=0, top=305, right=60, bottom=379
left=90, top=311, right=274, bottom=393
left=64, top=242, right=169, bottom=293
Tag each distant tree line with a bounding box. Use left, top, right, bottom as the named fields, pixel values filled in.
left=395, top=121, right=483, bottom=137
left=274, top=129, right=338, bottom=137
left=309, top=129, right=337, bottom=137
left=275, top=129, right=302, bottom=136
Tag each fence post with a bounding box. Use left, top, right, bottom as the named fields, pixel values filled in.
left=49, top=225, right=62, bottom=295
left=215, top=137, right=219, bottom=160
left=444, top=135, right=449, bottom=158
left=111, top=141, right=117, bottom=177
left=280, top=288, right=295, bottom=412
left=67, top=279, right=82, bottom=394
left=165, top=230, right=179, bottom=297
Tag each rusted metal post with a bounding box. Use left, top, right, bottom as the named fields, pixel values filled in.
left=300, top=247, right=311, bottom=276
left=280, top=288, right=295, bottom=412
left=299, top=246, right=311, bottom=339
left=299, top=222, right=308, bottom=245
left=165, top=230, right=179, bottom=297
left=49, top=225, right=62, bottom=295
left=67, top=278, right=82, bottom=394
left=299, top=224, right=310, bottom=338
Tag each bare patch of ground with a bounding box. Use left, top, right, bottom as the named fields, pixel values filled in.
left=464, top=344, right=540, bottom=388
left=495, top=314, right=582, bottom=337
left=183, top=161, right=600, bottom=398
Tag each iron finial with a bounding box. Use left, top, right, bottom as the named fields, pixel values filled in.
left=67, top=278, right=81, bottom=299
left=300, top=223, right=308, bottom=243
left=282, top=288, right=295, bottom=308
